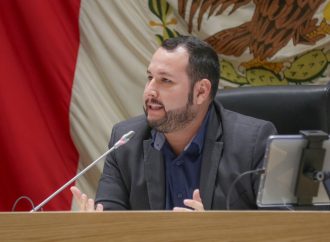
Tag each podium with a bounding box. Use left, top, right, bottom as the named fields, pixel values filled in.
left=1, top=211, right=330, bottom=241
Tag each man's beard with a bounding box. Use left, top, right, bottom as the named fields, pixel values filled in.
left=143, top=94, right=197, bottom=133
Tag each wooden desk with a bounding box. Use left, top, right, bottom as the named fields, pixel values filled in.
left=0, top=211, right=329, bottom=241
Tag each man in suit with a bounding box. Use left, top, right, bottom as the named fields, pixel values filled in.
left=71, top=35, right=276, bottom=211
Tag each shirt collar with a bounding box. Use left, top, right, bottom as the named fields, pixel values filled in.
left=151, top=129, right=166, bottom=151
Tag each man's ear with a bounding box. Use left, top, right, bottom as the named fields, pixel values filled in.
left=194, top=79, right=212, bottom=105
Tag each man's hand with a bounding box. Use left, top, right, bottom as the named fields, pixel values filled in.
left=173, top=189, right=204, bottom=212
left=70, top=186, right=103, bottom=212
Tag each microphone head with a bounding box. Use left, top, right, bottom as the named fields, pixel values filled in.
left=123, top=130, right=135, bottom=141
left=114, top=130, right=135, bottom=149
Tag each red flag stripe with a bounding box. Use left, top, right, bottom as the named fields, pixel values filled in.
left=0, top=0, right=81, bottom=211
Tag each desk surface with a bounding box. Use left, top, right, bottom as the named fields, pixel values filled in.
left=1, top=211, right=330, bottom=241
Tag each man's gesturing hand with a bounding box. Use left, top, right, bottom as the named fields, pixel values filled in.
left=70, top=186, right=103, bottom=212
left=173, top=189, right=204, bottom=212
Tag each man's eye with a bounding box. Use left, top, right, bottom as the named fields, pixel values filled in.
left=162, top=79, right=172, bottom=83
left=147, top=76, right=153, bottom=81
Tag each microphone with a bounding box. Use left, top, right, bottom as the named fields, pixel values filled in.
left=225, top=168, right=265, bottom=210
left=30, top=130, right=135, bottom=212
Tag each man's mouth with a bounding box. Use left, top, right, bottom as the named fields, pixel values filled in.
left=146, top=99, right=164, bottom=111
left=148, top=103, right=163, bottom=110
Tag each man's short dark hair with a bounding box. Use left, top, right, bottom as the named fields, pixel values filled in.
left=161, top=35, right=220, bottom=99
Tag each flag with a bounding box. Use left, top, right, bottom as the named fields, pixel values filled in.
left=0, top=0, right=80, bottom=211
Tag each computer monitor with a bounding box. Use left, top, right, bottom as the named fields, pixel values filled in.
left=257, top=133, right=330, bottom=208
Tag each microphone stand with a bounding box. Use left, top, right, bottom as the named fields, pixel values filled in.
left=30, top=131, right=135, bottom=212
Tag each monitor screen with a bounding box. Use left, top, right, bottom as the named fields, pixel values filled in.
left=257, top=135, right=330, bottom=208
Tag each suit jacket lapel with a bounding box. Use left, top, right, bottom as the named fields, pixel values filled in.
left=199, top=104, right=224, bottom=210
left=143, top=139, right=165, bottom=210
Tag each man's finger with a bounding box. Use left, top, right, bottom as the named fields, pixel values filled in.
left=86, top=198, right=95, bottom=212
left=183, top=189, right=204, bottom=211
left=70, top=186, right=82, bottom=203
left=80, top=193, right=88, bottom=211
left=95, top=203, right=104, bottom=212
left=183, top=199, right=204, bottom=211
left=173, top=207, right=192, bottom=212
left=192, top=189, right=202, bottom=203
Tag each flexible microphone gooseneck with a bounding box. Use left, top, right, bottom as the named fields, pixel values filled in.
left=226, top=168, right=265, bottom=210
left=30, top=130, right=135, bottom=212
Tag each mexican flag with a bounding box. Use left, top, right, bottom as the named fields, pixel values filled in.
left=0, top=0, right=154, bottom=211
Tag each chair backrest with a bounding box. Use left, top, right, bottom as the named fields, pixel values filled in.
left=216, top=84, right=330, bottom=134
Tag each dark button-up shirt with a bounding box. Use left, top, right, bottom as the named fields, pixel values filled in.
left=151, top=111, right=210, bottom=209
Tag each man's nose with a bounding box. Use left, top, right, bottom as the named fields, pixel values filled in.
left=145, top=79, right=159, bottom=98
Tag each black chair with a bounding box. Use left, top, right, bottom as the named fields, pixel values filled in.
left=216, top=83, right=330, bottom=134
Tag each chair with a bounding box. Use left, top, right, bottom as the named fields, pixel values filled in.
left=216, top=83, right=330, bottom=134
